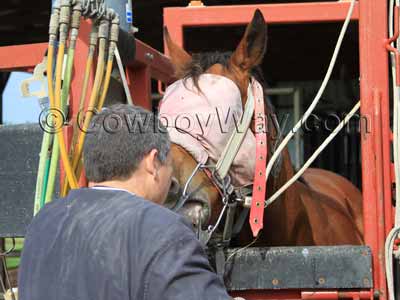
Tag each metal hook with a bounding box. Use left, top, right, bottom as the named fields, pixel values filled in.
left=0, top=238, right=15, bottom=257
left=0, top=239, right=17, bottom=300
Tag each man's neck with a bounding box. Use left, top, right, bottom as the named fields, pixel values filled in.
left=88, top=178, right=146, bottom=199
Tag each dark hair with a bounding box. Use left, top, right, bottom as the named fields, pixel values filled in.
left=181, top=51, right=231, bottom=91
left=83, top=104, right=170, bottom=182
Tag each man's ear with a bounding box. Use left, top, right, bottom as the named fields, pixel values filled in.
left=164, top=27, right=192, bottom=78
left=144, top=149, right=159, bottom=177
left=230, top=9, right=267, bottom=71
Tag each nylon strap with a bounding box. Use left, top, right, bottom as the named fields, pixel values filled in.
left=215, top=83, right=255, bottom=179
left=249, top=79, right=267, bottom=237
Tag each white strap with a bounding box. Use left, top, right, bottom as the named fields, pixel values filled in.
left=215, top=83, right=255, bottom=179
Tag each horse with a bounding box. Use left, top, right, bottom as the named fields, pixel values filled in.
left=161, top=9, right=363, bottom=246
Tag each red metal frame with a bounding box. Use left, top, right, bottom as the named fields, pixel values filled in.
left=0, top=1, right=393, bottom=299
left=359, top=1, right=391, bottom=300
left=0, top=21, right=175, bottom=112
left=163, top=2, right=359, bottom=48
left=164, top=1, right=391, bottom=300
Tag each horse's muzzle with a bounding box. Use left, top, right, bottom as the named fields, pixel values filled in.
left=165, top=177, right=211, bottom=229
left=177, top=200, right=210, bottom=229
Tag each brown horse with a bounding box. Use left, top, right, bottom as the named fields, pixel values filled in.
left=163, top=10, right=363, bottom=246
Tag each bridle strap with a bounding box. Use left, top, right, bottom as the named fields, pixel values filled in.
left=249, top=78, right=268, bottom=237
left=214, top=81, right=256, bottom=179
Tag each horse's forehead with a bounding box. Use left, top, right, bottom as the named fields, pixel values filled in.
left=162, top=74, right=242, bottom=106
left=159, top=75, right=265, bottom=187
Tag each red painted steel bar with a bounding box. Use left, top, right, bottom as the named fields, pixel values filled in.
left=126, top=66, right=152, bottom=110
left=164, top=2, right=359, bottom=48
left=0, top=39, right=174, bottom=87
left=0, top=43, right=47, bottom=72
left=302, top=291, right=372, bottom=300
left=231, top=290, right=372, bottom=300
left=373, top=90, right=388, bottom=300
left=128, top=39, right=175, bottom=85
left=359, top=0, right=391, bottom=299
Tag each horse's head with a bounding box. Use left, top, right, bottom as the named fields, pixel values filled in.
left=162, top=10, right=268, bottom=229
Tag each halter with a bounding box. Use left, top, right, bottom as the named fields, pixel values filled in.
left=166, top=76, right=270, bottom=244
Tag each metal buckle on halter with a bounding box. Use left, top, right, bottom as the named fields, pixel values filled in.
left=211, top=171, right=235, bottom=200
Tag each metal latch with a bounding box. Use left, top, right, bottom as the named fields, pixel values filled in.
left=20, top=56, right=48, bottom=99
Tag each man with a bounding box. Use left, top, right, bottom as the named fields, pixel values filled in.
left=18, top=104, right=234, bottom=300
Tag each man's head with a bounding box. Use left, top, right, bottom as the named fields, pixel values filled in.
left=83, top=104, right=172, bottom=204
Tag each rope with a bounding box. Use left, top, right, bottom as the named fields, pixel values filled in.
left=265, top=101, right=361, bottom=206
left=264, top=0, right=356, bottom=184
left=385, top=1, right=400, bottom=299
left=225, top=234, right=260, bottom=263
left=115, top=47, right=134, bottom=105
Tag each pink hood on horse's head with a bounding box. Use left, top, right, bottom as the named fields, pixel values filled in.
left=159, top=74, right=258, bottom=187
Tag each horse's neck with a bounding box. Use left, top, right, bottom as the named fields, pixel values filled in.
left=266, top=146, right=317, bottom=244
left=268, top=148, right=295, bottom=196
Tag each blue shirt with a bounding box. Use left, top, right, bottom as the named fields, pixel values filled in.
left=18, top=188, right=231, bottom=300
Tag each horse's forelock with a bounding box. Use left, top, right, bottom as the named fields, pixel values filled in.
left=181, top=51, right=231, bottom=93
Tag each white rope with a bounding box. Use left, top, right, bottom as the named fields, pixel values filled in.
left=385, top=1, right=400, bottom=299
left=386, top=227, right=400, bottom=300
left=115, top=47, right=134, bottom=105
left=225, top=234, right=260, bottom=263
left=265, top=101, right=360, bottom=207
left=264, top=0, right=356, bottom=184
left=390, top=0, right=400, bottom=229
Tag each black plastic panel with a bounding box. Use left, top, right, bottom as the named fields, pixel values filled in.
left=0, top=124, right=58, bottom=237
left=224, top=246, right=372, bottom=290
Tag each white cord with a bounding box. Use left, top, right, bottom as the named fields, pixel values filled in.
left=115, top=47, right=134, bottom=105
left=225, top=234, right=260, bottom=263
left=386, top=227, right=400, bottom=300
left=264, top=0, right=356, bottom=184
left=390, top=0, right=400, bottom=229
left=386, top=1, right=400, bottom=299
left=265, top=101, right=360, bottom=207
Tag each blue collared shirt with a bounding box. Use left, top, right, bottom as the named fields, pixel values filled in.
left=18, top=188, right=231, bottom=300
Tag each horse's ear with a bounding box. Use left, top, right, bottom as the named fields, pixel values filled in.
left=164, top=27, right=192, bottom=77
left=230, top=9, right=267, bottom=71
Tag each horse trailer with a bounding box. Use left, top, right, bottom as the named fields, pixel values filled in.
left=0, top=1, right=397, bottom=300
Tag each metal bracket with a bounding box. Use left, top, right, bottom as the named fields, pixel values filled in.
left=20, top=56, right=48, bottom=99
left=211, top=171, right=235, bottom=197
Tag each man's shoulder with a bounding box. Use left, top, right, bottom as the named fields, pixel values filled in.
left=139, top=198, right=194, bottom=235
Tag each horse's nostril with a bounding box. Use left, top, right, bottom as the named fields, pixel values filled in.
left=178, top=201, right=209, bottom=230
left=169, top=177, right=180, bottom=196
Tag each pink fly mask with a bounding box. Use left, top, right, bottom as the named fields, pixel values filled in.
left=159, top=74, right=263, bottom=187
